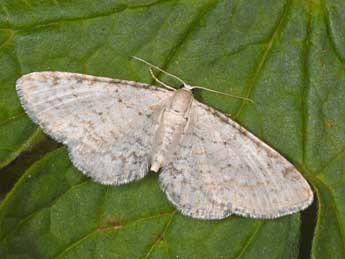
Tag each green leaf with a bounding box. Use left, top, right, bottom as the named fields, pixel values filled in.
left=0, top=0, right=344, bottom=258
left=0, top=148, right=300, bottom=258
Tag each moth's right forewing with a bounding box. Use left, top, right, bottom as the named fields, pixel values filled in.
left=17, top=72, right=172, bottom=185
left=160, top=100, right=313, bottom=219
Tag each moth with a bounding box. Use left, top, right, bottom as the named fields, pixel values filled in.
left=16, top=57, right=313, bottom=220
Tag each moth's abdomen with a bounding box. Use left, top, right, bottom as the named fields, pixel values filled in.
left=150, top=89, right=193, bottom=172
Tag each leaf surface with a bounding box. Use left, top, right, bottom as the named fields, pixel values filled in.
left=0, top=148, right=300, bottom=258
left=0, top=0, right=344, bottom=258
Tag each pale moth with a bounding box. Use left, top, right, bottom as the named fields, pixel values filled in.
left=16, top=57, right=313, bottom=220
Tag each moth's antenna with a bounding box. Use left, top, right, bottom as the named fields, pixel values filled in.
left=132, top=56, right=187, bottom=86
left=132, top=56, right=254, bottom=103
left=148, top=67, right=176, bottom=91
left=191, top=85, right=254, bottom=103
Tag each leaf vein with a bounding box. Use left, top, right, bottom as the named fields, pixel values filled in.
left=0, top=1, right=165, bottom=31
left=54, top=210, right=176, bottom=258
left=144, top=210, right=176, bottom=259
left=320, top=0, right=345, bottom=64
left=234, top=0, right=292, bottom=118
left=155, top=0, right=220, bottom=82
left=313, top=175, right=345, bottom=254
left=0, top=178, right=89, bottom=241
left=301, top=0, right=313, bottom=166
left=234, top=221, right=264, bottom=259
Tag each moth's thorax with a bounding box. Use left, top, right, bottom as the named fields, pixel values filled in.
left=150, top=88, right=193, bottom=172
left=166, top=88, right=193, bottom=114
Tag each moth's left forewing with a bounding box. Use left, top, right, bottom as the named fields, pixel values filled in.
left=16, top=72, right=173, bottom=185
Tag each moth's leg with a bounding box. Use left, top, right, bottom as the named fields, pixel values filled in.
left=149, top=104, right=167, bottom=173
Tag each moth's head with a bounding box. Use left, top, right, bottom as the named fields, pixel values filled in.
left=168, top=88, right=193, bottom=113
